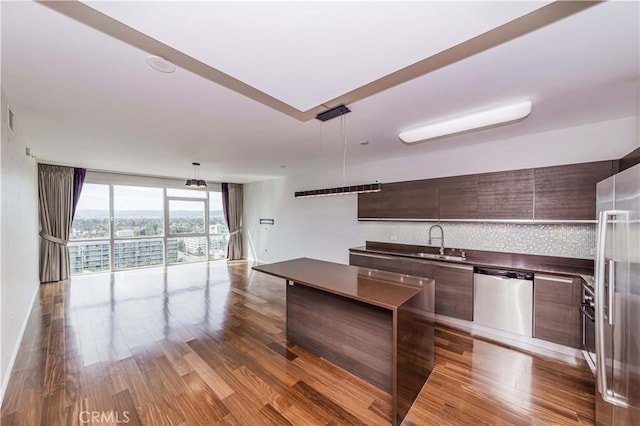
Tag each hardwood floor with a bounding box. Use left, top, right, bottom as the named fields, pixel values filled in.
left=1, top=261, right=595, bottom=425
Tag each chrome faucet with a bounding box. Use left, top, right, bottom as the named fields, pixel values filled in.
left=428, top=224, right=445, bottom=255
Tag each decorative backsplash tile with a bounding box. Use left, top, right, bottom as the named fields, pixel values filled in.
left=365, top=222, right=596, bottom=259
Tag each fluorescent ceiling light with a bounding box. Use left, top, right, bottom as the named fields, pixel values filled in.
left=399, top=101, right=532, bottom=143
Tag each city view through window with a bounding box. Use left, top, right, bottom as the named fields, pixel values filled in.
left=70, top=183, right=229, bottom=274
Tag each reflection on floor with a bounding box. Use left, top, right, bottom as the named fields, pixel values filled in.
left=1, top=261, right=595, bottom=425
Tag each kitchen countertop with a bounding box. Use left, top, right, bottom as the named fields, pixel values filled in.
left=350, top=243, right=595, bottom=279
left=253, top=257, right=429, bottom=310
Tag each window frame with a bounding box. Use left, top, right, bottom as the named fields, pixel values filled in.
left=70, top=178, right=228, bottom=275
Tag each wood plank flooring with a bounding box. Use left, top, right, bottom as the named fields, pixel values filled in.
left=1, top=261, right=595, bottom=425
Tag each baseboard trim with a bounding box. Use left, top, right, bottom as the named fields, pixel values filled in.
left=0, top=283, right=39, bottom=406
left=431, top=313, right=585, bottom=363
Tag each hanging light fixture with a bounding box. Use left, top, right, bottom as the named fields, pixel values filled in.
left=185, top=162, right=207, bottom=189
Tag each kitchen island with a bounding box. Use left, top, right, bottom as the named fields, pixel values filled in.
left=253, top=258, right=435, bottom=425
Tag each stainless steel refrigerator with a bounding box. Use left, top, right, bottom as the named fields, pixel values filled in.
left=594, top=162, right=640, bottom=425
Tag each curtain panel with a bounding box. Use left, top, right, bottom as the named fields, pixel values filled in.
left=38, top=164, right=86, bottom=283
left=222, top=183, right=243, bottom=260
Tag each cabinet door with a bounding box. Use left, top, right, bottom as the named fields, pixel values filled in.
left=533, top=274, right=581, bottom=348
left=404, top=179, right=439, bottom=219
left=349, top=253, right=373, bottom=269
left=378, top=182, right=407, bottom=218
left=434, top=264, right=474, bottom=320
left=438, top=175, right=478, bottom=220
left=534, top=161, right=614, bottom=221
left=349, top=253, right=401, bottom=273
left=477, top=169, right=534, bottom=220
left=397, top=257, right=434, bottom=279
left=357, top=191, right=382, bottom=219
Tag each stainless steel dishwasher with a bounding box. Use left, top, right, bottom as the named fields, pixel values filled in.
left=473, top=267, right=534, bottom=337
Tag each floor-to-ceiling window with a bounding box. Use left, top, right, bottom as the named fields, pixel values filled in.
left=209, top=191, right=229, bottom=260
left=113, top=185, right=165, bottom=270
left=70, top=183, right=111, bottom=274
left=70, top=181, right=229, bottom=275
left=167, top=188, right=207, bottom=264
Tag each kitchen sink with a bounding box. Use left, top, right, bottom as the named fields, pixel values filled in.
left=413, top=252, right=466, bottom=262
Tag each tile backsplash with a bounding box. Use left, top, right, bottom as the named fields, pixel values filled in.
left=365, top=221, right=596, bottom=259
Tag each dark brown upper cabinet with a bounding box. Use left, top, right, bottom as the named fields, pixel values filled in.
left=534, top=161, right=614, bottom=221
left=357, top=160, right=615, bottom=222
left=477, top=169, right=534, bottom=220
left=358, top=179, right=438, bottom=219
left=403, top=179, right=439, bottom=219
left=357, top=190, right=382, bottom=219
left=438, top=174, right=478, bottom=220
left=378, top=182, right=408, bottom=218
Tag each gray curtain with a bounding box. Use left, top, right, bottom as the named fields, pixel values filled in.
left=222, top=183, right=243, bottom=260
left=38, top=164, right=74, bottom=283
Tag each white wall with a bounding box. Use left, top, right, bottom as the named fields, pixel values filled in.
left=244, top=116, right=639, bottom=264
left=0, top=89, right=39, bottom=398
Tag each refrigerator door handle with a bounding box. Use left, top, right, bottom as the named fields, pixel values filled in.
left=595, top=209, right=629, bottom=407
left=607, top=259, right=615, bottom=326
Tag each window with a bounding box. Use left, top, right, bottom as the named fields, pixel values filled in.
left=168, top=200, right=205, bottom=235
left=168, top=237, right=208, bottom=264
left=71, top=184, right=110, bottom=240
left=70, top=179, right=230, bottom=275
left=113, top=186, right=163, bottom=237
left=70, top=184, right=111, bottom=274
left=167, top=188, right=207, bottom=199
left=114, top=239, right=164, bottom=269
left=209, top=192, right=229, bottom=260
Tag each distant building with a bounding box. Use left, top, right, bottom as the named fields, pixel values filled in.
left=184, top=237, right=207, bottom=256
left=116, top=229, right=135, bottom=238
left=70, top=239, right=179, bottom=273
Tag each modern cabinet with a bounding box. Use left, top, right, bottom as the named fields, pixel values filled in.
left=477, top=169, right=534, bottom=220
left=533, top=274, right=581, bottom=348
left=438, top=175, right=478, bottom=220
left=349, top=252, right=400, bottom=273
left=534, top=161, right=614, bottom=221
left=357, top=190, right=382, bottom=219
left=357, top=160, right=615, bottom=222
left=357, top=179, right=438, bottom=219
left=404, top=179, right=439, bottom=219
left=349, top=252, right=434, bottom=278
left=434, top=263, right=474, bottom=321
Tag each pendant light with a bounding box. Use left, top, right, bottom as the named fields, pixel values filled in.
left=185, top=162, right=207, bottom=189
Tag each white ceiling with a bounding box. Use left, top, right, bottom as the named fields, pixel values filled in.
left=1, top=1, right=638, bottom=184
left=83, top=1, right=548, bottom=112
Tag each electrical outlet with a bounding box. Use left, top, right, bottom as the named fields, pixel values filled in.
left=516, top=242, right=527, bottom=251
left=390, top=235, right=398, bottom=241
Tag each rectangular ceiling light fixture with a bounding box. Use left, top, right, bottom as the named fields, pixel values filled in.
left=315, top=104, right=351, bottom=122
left=399, top=101, right=532, bottom=143
left=295, top=183, right=381, bottom=198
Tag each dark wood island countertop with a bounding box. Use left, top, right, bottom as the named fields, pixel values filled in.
left=253, top=257, right=428, bottom=310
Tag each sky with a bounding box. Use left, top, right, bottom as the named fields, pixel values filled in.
left=76, top=184, right=224, bottom=212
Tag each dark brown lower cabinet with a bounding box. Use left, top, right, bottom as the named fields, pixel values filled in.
left=349, top=252, right=400, bottom=273
left=434, top=264, right=474, bottom=321
left=533, top=274, right=581, bottom=348
left=349, top=253, right=435, bottom=279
